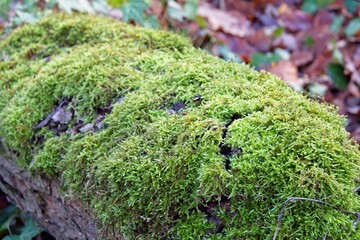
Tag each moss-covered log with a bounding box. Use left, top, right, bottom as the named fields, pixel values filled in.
left=1, top=14, right=360, bottom=239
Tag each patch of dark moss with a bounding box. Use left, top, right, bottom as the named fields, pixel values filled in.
left=0, top=14, right=360, bottom=239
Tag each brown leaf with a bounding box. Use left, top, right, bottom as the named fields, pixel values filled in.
left=313, top=9, right=334, bottom=31
left=227, top=0, right=256, bottom=19
left=247, top=30, right=272, bottom=52
left=214, top=32, right=256, bottom=59
left=350, top=128, right=360, bottom=144
left=304, top=54, right=332, bottom=78
left=279, top=8, right=312, bottom=32
left=343, top=45, right=360, bottom=84
left=348, top=82, right=360, bottom=97
left=291, top=50, right=313, bottom=67
left=346, top=105, right=360, bottom=115
left=109, top=9, right=123, bottom=20
left=256, top=4, right=279, bottom=27
left=353, top=46, right=360, bottom=66
left=273, top=33, right=299, bottom=50
left=197, top=4, right=252, bottom=37
left=269, top=60, right=303, bottom=88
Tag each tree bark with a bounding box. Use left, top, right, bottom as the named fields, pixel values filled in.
left=0, top=154, right=98, bottom=240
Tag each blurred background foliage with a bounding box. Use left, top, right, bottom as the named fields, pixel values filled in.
left=1, top=0, right=360, bottom=239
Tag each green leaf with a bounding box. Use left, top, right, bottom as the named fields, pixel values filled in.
left=3, top=236, right=21, bottom=240
left=250, top=52, right=281, bottom=69
left=274, top=27, right=285, bottom=37
left=184, top=0, right=199, bottom=20
left=1, top=209, right=42, bottom=240
left=108, top=0, right=126, bottom=8
left=92, top=0, right=109, bottom=14
left=304, top=36, right=314, bottom=46
left=327, top=63, right=348, bottom=90
left=0, top=0, right=12, bottom=19
left=56, top=0, right=95, bottom=14
left=14, top=11, right=38, bottom=24
left=195, top=16, right=207, bottom=28
left=56, top=0, right=109, bottom=14
left=167, top=0, right=186, bottom=21
left=345, top=18, right=360, bottom=37
left=308, top=83, right=328, bottom=98
left=301, top=0, right=318, bottom=14
left=143, top=15, right=160, bottom=29
left=18, top=216, right=43, bottom=240
left=302, top=0, right=335, bottom=14
left=46, top=0, right=58, bottom=9
left=330, top=15, right=344, bottom=33
left=0, top=205, right=17, bottom=234
left=56, top=0, right=73, bottom=13
left=21, top=0, right=39, bottom=13
left=121, top=0, right=149, bottom=24
left=217, top=46, right=243, bottom=63
left=316, top=0, right=335, bottom=8
left=274, top=48, right=290, bottom=60
left=332, top=47, right=343, bottom=64
left=345, top=0, right=360, bottom=13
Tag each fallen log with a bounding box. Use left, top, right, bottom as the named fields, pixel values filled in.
left=0, top=14, right=360, bottom=239
left=0, top=153, right=97, bottom=239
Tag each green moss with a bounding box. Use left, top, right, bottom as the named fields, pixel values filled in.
left=1, top=14, right=360, bottom=239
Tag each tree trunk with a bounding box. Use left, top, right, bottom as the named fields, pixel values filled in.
left=0, top=154, right=98, bottom=240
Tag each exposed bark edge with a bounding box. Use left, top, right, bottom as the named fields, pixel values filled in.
left=0, top=154, right=98, bottom=240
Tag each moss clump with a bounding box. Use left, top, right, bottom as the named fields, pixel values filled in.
left=1, top=14, right=360, bottom=239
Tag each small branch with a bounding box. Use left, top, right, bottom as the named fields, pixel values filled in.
left=273, top=197, right=360, bottom=240
left=353, top=212, right=360, bottom=229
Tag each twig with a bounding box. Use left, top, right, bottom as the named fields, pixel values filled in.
left=273, top=197, right=360, bottom=240
left=354, top=186, right=360, bottom=194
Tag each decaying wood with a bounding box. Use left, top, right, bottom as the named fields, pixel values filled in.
left=0, top=154, right=98, bottom=240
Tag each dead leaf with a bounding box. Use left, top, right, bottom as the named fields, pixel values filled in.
left=313, top=9, right=334, bottom=31
left=291, top=50, right=313, bottom=67
left=278, top=3, right=290, bottom=15
left=214, top=32, right=256, bottom=59
left=247, top=30, right=272, bottom=52
left=343, top=46, right=360, bottom=84
left=197, top=4, right=252, bottom=37
left=109, top=8, right=123, bottom=20
left=280, top=9, right=312, bottom=32
left=269, top=60, right=303, bottom=88
left=227, top=0, right=257, bottom=19
left=346, top=96, right=360, bottom=114
left=273, top=33, right=298, bottom=50
left=255, top=4, right=279, bottom=27
left=347, top=81, right=360, bottom=98
left=350, top=128, right=360, bottom=144
left=304, top=54, right=332, bottom=78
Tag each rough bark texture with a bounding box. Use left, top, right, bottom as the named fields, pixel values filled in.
left=0, top=154, right=98, bottom=240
